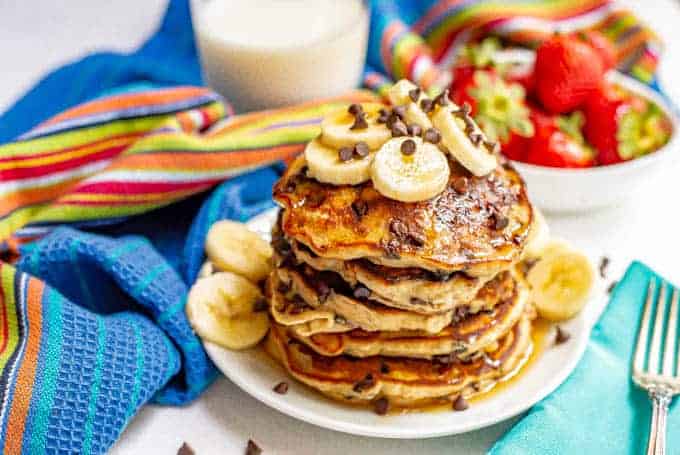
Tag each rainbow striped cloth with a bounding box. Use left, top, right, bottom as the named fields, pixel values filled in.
left=0, top=1, right=662, bottom=453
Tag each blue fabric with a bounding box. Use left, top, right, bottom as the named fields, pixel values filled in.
left=491, top=261, right=680, bottom=454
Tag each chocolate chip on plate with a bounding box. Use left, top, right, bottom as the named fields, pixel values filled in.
left=554, top=326, right=571, bottom=345
left=423, top=128, right=441, bottom=144
left=453, top=395, right=469, bottom=411
left=338, top=146, right=354, bottom=162
left=400, top=138, right=417, bottom=155
left=374, top=397, right=389, bottom=415
left=177, top=442, right=195, bottom=455
left=246, top=439, right=262, bottom=455
left=273, top=381, right=289, bottom=394
left=354, top=141, right=370, bottom=158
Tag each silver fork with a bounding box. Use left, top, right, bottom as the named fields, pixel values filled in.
left=633, top=280, right=680, bottom=455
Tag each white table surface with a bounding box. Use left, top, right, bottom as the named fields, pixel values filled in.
left=2, top=1, right=680, bottom=454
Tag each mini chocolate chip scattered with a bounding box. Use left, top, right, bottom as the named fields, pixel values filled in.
left=253, top=298, right=268, bottom=312
left=463, top=116, right=476, bottom=134
left=460, top=102, right=472, bottom=115
left=354, top=141, right=370, bottom=158
left=469, top=132, right=483, bottom=146
left=374, top=397, right=389, bottom=415
left=392, top=105, right=406, bottom=120
left=555, top=326, right=571, bottom=345
left=350, top=112, right=368, bottom=130
left=423, top=128, right=441, bottom=144
left=401, top=138, right=417, bottom=155
left=339, top=146, right=354, bottom=162
left=453, top=395, right=469, bottom=411
left=273, top=381, right=289, bottom=394
left=177, top=442, right=195, bottom=455
left=599, top=257, right=610, bottom=278
left=380, top=361, right=390, bottom=374
left=493, top=213, right=509, bottom=230
left=484, top=140, right=500, bottom=154
left=391, top=120, right=408, bottom=137
left=348, top=103, right=363, bottom=115
left=246, top=439, right=262, bottom=455
left=351, top=199, right=369, bottom=218
left=453, top=177, right=468, bottom=194
left=353, top=373, right=375, bottom=392
left=377, top=111, right=389, bottom=124
left=408, top=87, right=421, bottom=102
left=386, top=112, right=400, bottom=128
left=407, top=124, right=422, bottom=137
left=433, top=89, right=450, bottom=106
left=420, top=98, right=434, bottom=113
left=607, top=281, right=618, bottom=294
left=389, top=218, right=409, bottom=237
left=353, top=285, right=371, bottom=299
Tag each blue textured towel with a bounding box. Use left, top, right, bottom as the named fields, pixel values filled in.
left=491, top=261, right=680, bottom=454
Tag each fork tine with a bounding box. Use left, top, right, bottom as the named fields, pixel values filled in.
left=634, top=280, right=657, bottom=373
left=662, top=288, right=678, bottom=376
left=647, top=283, right=667, bottom=374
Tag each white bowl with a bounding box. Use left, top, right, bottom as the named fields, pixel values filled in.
left=512, top=72, right=679, bottom=214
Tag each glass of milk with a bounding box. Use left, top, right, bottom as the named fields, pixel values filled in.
left=191, top=0, right=369, bottom=112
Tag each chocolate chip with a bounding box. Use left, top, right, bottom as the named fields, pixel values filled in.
left=469, top=132, right=483, bottom=146
left=386, top=112, right=400, bottom=128
left=484, top=140, right=500, bottom=154
left=339, top=146, right=354, bottom=162
left=555, top=326, right=571, bottom=345
left=463, top=116, right=476, bottom=134
left=389, top=218, right=409, bottom=237
left=420, top=98, right=434, bottom=113
left=273, top=381, right=289, bottom=394
left=408, top=88, right=421, bottom=103
left=493, top=213, right=509, bottom=230
left=407, top=231, right=426, bottom=247
left=353, top=285, right=371, bottom=299
left=374, top=397, right=389, bottom=415
left=353, top=373, right=375, bottom=392
left=253, top=298, right=268, bottom=312
left=351, top=199, right=369, bottom=219
left=453, top=305, right=470, bottom=322
left=407, top=124, right=422, bottom=137
left=391, top=120, right=408, bottom=137
left=246, top=439, right=262, bottom=455
left=400, top=138, right=417, bottom=155
left=460, top=102, right=472, bottom=115
left=423, top=128, right=441, bottom=144
left=453, top=177, right=468, bottom=194
left=315, top=281, right=331, bottom=303
left=433, top=89, right=450, bottom=106
left=380, top=361, right=390, bottom=374
left=177, top=442, right=194, bottom=455
left=354, top=141, right=370, bottom=158
left=348, top=103, right=363, bottom=115
left=607, top=281, right=618, bottom=294
left=377, top=110, right=389, bottom=124
left=599, top=257, right=610, bottom=278
left=453, top=395, right=469, bottom=411
left=350, top=112, right=368, bottom=130
left=519, top=258, right=538, bottom=276
left=392, top=105, right=406, bottom=120
left=410, top=296, right=427, bottom=306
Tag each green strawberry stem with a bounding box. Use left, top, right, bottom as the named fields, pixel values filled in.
left=617, top=102, right=671, bottom=160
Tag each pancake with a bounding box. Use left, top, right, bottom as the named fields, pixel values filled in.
left=265, top=314, right=533, bottom=407
left=273, top=155, right=533, bottom=276
left=289, top=276, right=530, bottom=359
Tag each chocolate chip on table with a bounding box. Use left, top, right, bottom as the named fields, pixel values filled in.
left=339, top=146, right=354, bottom=162
left=354, top=141, right=370, bottom=158
left=408, top=87, right=421, bottom=103
left=400, top=138, right=417, bottom=155
left=353, top=373, right=375, bottom=392
left=407, top=124, right=422, bottom=137
left=351, top=199, right=369, bottom=218
left=599, top=256, right=610, bottom=278
left=423, top=128, right=441, bottom=144
left=350, top=112, right=368, bottom=130
left=273, top=381, right=289, bottom=394
left=253, top=298, right=268, bottom=312
left=374, top=397, right=390, bottom=415
left=348, top=103, right=363, bottom=115
left=452, top=395, right=469, bottom=411
left=177, top=442, right=195, bottom=455
left=419, top=98, right=434, bottom=113
left=453, top=177, right=468, bottom=194
left=353, top=285, right=371, bottom=299
left=246, top=439, right=262, bottom=455
left=607, top=281, right=618, bottom=294
left=554, top=326, right=571, bottom=345
left=391, top=120, right=408, bottom=137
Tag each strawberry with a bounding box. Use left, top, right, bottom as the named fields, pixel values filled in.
left=584, top=83, right=673, bottom=165
left=450, top=37, right=501, bottom=90
left=572, top=30, right=617, bottom=71
left=450, top=69, right=534, bottom=159
left=525, top=111, right=595, bottom=168
left=534, top=34, right=605, bottom=114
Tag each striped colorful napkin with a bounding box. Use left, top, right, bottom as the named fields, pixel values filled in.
left=0, top=0, right=663, bottom=453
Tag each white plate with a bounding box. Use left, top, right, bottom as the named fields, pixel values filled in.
left=203, top=208, right=604, bottom=439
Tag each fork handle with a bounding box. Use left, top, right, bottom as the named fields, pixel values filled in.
left=647, top=389, right=671, bottom=455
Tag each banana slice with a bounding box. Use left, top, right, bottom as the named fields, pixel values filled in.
left=371, top=137, right=450, bottom=202
left=386, top=79, right=420, bottom=106
left=523, top=206, right=550, bottom=260
left=404, top=102, right=433, bottom=130
left=305, top=138, right=375, bottom=185
left=198, top=261, right=214, bottom=279
left=205, top=220, right=273, bottom=283
left=186, top=272, right=269, bottom=350
left=320, top=103, right=391, bottom=150
left=526, top=239, right=594, bottom=321
left=431, top=106, right=497, bottom=177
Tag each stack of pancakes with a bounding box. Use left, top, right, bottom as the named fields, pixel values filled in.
left=265, top=153, right=536, bottom=412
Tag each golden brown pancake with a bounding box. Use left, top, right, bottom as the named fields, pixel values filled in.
left=273, top=155, right=533, bottom=276
left=265, top=314, right=533, bottom=407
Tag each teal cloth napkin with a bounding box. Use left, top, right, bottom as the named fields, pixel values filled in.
left=491, top=261, right=679, bottom=454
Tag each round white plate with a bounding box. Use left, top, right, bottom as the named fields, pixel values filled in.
left=203, top=208, right=604, bottom=439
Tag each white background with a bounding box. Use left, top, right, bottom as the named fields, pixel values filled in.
left=2, top=1, right=680, bottom=453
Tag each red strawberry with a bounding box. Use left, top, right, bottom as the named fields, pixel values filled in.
left=573, top=30, right=617, bottom=71
left=584, top=83, right=673, bottom=165
left=534, top=34, right=605, bottom=114
left=525, top=110, right=595, bottom=168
